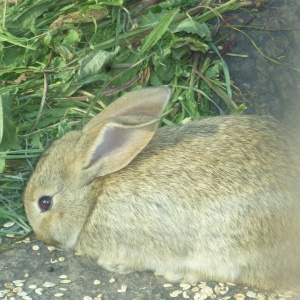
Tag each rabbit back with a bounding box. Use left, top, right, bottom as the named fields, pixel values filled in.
left=75, top=115, right=300, bottom=289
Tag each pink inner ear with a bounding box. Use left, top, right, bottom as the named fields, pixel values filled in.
left=89, top=125, right=131, bottom=167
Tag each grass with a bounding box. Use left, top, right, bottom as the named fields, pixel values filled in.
left=0, top=0, right=261, bottom=249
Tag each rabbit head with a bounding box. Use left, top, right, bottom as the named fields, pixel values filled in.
left=23, top=86, right=171, bottom=249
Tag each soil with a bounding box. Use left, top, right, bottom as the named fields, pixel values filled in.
left=1, top=1, right=300, bottom=299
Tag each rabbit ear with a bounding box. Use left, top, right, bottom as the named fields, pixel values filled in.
left=77, top=86, right=171, bottom=184
left=83, top=86, right=171, bottom=130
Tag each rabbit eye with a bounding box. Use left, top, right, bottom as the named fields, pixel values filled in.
left=38, top=196, right=52, bottom=212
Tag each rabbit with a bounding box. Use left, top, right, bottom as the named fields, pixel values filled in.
left=23, top=86, right=300, bottom=290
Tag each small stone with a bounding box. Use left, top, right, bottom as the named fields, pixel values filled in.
left=23, top=273, right=29, bottom=278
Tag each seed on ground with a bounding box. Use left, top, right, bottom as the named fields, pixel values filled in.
left=83, top=296, right=93, bottom=300
left=14, top=283, right=24, bottom=287
left=256, top=293, right=266, bottom=300
left=59, top=275, right=68, bottom=279
left=42, top=282, right=56, bottom=288
left=28, top=285, right=37, bottom=290
left=60, top=279, right=72, bottom=284
left=180, top=283, right=191, bottom=290
left=4, top=283, right=14, bottom=289
left=246, top=291, right=256, bottom=298
left=22, top=296, right=32, bottom=300
left=12, top=287, right=22, bottom=293
left=3, top=221, right=15, bottom=228
left=32, top=245, right=39, bottom=251
left=170, top=290, right=183, bottom=297
left=0, top=290, right=8, bottom=297
left=13, top=280, right=26, bottom=284
left=108, top=278, right=115, bottom=283
left=117, top=284, right=127, bottom=293
left=58, top=257, right=65, bottom=262
left=54, top=293, right=64, bottom=297
left=93, top=280, right=101, bottom=285
left=59, top=288, right=68, bottom=291
left=182, top=291, right=190, bottom=299
left=23, top=273, right=29, bottom=278
left=47, top=246, right=57, bottom=251
left=35, top=288, right=44, bottom=295
left=17, top=291, right=28, bottom=297
left=163, top=284, right=173, bottom=288
left=7, top=291, right=15, bottom=297
left=234, top=294, right=246, bottom=300
left=6, top=233, right=15, bottom=238
left=50, top=259, right=58, bottom=263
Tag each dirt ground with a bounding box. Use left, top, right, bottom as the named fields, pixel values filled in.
left=1, top=1, right=300, bottom=299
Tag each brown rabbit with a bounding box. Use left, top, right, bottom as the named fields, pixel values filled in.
left=23, top=86, right=300, bottom=290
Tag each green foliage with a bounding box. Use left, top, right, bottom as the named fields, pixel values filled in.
left=0, top=0, right=253, bottom=247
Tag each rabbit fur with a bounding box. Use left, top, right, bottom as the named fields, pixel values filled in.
left=23, top=86, right=300, bottom=290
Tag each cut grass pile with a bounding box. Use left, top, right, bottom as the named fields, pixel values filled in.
left=0, top=0, right=261, bottom=249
